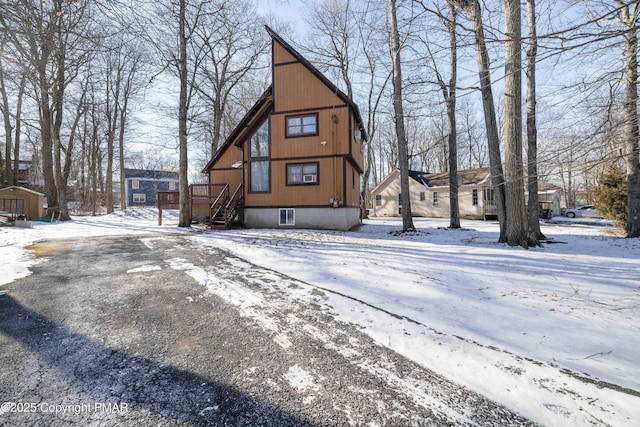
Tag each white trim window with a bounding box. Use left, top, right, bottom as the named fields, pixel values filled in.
left=279, top=208, right=295, bottom=226
left=433, top=192, right=439, bottom=207
left=131, top=179, right=140, bottom=190
left=133, top=193, right=146, bottom=204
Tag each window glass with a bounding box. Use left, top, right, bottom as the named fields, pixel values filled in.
left=279, top=208, right=295, bottom=225
left=131, top=180, right=139, bottom=190
left=375, top=195, right=382, bottom=206
left=472, top=189, right=479, bottom=205
left=250, top=161, right=269, bottom=192
left=250, top=120, right=269, bottom=158
left=433, top=192, right=438, bottom=206
left=287, top=163, right=317, bottom=185
left=286, top=114, right=317, bottom=137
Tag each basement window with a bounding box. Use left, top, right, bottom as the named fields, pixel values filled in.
left=279, top=208, right=295, bottom=226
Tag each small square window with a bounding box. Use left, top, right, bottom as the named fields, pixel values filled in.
left=131, top=179, right=139, bottom=190
left=279, top=208, right=295, bottom=226
left=286, top=114, right=318, bottom=137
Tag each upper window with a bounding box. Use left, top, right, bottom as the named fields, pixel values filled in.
left=286, top=162, right=318, bottom=185
left=131, top=179, right=139, bottom=190
left=250, top=119, right=270, bottom=158
left=249, top=119, right=270, bottom=193
left=286, top=113, right=318, bottom=137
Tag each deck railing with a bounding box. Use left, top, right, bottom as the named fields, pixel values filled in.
left=190, top=184, right=229, bottom=203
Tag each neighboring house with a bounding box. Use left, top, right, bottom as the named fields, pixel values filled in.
left=199, top=26, right=367, bottom=230
left=0, top=186, right=45, bottom=220
left=372, top=168, right=563, bottom=220
left=372, top=168, right=493, bottom=219
left=123, top=169, right=179, bottom=208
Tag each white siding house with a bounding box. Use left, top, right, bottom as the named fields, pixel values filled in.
left=372, top=168, right=563, bottom=220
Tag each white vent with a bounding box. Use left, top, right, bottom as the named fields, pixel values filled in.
left=303, top=174, right=316, bottom=183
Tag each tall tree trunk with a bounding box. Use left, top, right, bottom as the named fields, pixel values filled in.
left=617, top=1, right=640, bottom=238
left=12, top=75, right=26, bottom=187
left=178, top=0, right=191, bottom=228
left=39, top=74, right=58, bottom=217
left=0, top=58, right=13, bottom=186
left=389, top=0, right=415, bottom=232
left=458, top=0, right=506, bottom=241
left=445, top=2, right=459, bottom=229
left=53, top=45, right=71, bottom=221
left=119, top=100, right=128, bottom=211
left=105, top=65, right=122, bottom=215
left=526, top=0, right=545, bottom=240
left=503, top=0, right=535, bottom=247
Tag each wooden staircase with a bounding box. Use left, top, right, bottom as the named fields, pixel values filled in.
left=210, top=183, right=244, bottom=229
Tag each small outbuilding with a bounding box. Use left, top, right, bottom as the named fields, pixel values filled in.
left=0, top=186, right=45, bottom=220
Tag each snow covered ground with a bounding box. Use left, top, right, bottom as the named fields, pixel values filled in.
left=1, top=209, right=638, bottom=426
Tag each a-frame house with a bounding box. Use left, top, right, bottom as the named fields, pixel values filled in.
left=199, top=26, right=367, bottom=230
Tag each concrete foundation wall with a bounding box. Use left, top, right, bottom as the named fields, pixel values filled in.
left=244, top=207, right=361, bottom=231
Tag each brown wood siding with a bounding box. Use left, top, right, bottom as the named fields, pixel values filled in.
left=209, top=145, right=243, bottom=191
left=245, top=157, right=343, bottom=207
left=271, top=108, right=351, bottom=159
left=274, top=62, right=346, bottom=113
left=344, top=161, right=362, bottom=208
left=273, top=40, right=297, bottom=65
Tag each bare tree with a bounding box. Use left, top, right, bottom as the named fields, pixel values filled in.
left=419, top=0, right=460, bottom=228
left=503, top=0, right=537, bottom=247
left=389, top=0, right=415, bottom=232
left=177, top=0, right=190, bottom=227
left=615, top=0, right=640, bottom=237
left=526, top=0, right=545, bottom=240
left=191, top=0, right=267, bottom=157
left=453, top=0, right=506, bottom=241
left=0, top=50, right=27, bottom=187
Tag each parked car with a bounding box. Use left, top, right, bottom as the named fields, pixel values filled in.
left=564, top=205, right=601, bottom=218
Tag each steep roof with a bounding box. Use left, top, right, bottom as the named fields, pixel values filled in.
left=264, top=25, right=368, bottom=142
left=202, top=86, right=273, bottom=173
left=123, top=169, right=179, bottom=180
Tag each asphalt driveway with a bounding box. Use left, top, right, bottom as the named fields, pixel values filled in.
left=0, top=234, right=536, bottom=426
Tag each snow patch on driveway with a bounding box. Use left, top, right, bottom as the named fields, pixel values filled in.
left=284, top=365, right=321, bottom=393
